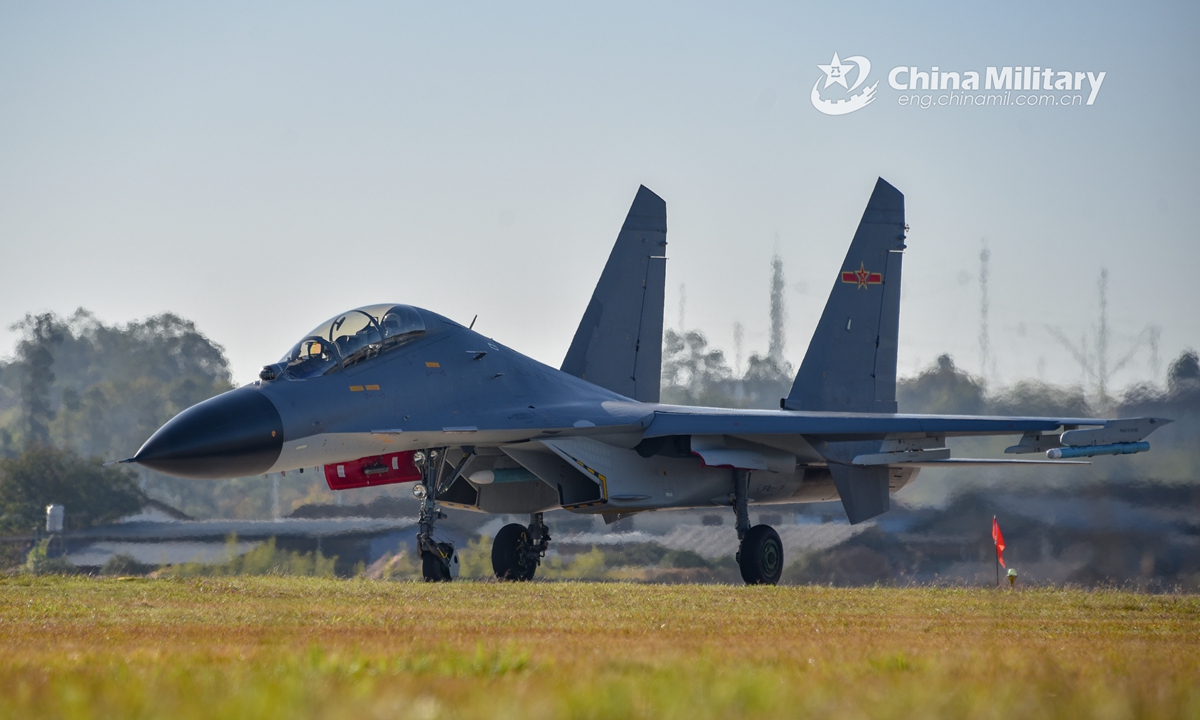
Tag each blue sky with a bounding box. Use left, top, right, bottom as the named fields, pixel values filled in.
left=2, top=1, right=1197, bottom=391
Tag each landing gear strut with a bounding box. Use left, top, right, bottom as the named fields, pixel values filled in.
left=414, top=448, right=458, bottom=582
left=492, top=512, right=551, bottom=581
left=732, top=470, right=783, bottom=585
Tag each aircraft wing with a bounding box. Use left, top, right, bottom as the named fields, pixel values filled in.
left=637, top=407, right=1169, bottom=525
left=641, top=407, right=1104, bottom=440
left=640, top=407, right=1170, bottom=461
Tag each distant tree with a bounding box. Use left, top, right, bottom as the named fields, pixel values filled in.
left=896, top=355, right=986, bottom=415
left=988, top=379, right=1093, bottom=418
left=661, top=329, right=734, bottom=406
left=99, top=553, right=154, bottom=576
left=1122, top=349, right=1200, bottom=418
left=741, top=353, right=793, bottom=409
left=1167, top=350, right=1200, bottom=399
left=0, top=309, right=234, bottom=461
left=0, top=446, right=143, bottom=535
left=12, top=313, right=64, bottom=447
left=22, top=538, right=76, bottom=575
left=660, top=330, right=795, bottom=410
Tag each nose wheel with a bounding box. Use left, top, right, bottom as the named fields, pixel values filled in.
left=421, top=540, right=459, bottom=581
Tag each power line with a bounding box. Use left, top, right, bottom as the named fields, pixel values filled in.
left=1046, top=267, right=1161, bottom=400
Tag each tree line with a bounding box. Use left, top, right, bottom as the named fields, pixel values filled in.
left=0, top=310, right=235, bottom=550
left=1, top=307, right=1196, bottom=551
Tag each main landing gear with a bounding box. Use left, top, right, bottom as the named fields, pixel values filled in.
left=733, top=470, right=783, bottom=585
left=411, top=448, right=550, bottom=583
left=414, top=448, right=459, bottom=582
left=492, top=512, right=551, bottom=581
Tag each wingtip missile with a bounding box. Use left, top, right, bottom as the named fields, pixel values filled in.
left=1047, top=441, right=1150, bottom=459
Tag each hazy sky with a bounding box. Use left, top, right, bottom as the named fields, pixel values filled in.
left=2, top=1, right=1197, bottom=392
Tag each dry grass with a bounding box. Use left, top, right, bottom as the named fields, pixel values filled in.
left=0, top=576, right=1197, bottom=719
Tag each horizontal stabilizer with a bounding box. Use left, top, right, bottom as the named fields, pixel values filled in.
left=829, top=463, right=889, bottom=524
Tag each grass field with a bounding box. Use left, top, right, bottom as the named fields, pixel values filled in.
left=1, top=577, right=1197, bottom=720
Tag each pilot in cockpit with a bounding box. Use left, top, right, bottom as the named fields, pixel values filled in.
left=263, top=304, right=427, bottom=381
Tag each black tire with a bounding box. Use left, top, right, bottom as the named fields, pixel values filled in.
left=738, top=525, right=783, bottom=585
left=492, top=523, right=537, bottom=581
left=422, top=549, right=452, bottom=582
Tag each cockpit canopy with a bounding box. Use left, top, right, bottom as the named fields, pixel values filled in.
left=268, top=304, right=426, bottom=380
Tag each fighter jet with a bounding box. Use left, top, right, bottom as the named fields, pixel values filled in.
left=126, top=179, right=1169, bottom=584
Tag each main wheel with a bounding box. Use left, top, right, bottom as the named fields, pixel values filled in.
left=492, top=523, right=537, bottom=581
left=738, top=525, right=783, bottom=585
left=422, top=547, right=452, bottom=582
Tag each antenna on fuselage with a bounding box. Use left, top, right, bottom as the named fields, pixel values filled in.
left=469, top=315, right=478, bottom=330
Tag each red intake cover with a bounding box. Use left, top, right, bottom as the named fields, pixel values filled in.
left=324, top=451, right=421, bottom=490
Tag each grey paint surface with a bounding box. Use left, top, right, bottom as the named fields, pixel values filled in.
left=133, top=181, right=1166, bottom=527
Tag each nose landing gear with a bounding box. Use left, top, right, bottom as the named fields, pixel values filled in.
left=414, top=449, right=459, bottom=582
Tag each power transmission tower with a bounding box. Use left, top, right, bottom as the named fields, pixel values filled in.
left=678, top=283, right=686, bottom=332
left=978, top=239, right=995, bottom=384
left=1097, top=268, right=1109, bottom=400
left=1047, top=267, right=1161, bottom=400
left=733, top=321, right=745, bottom=377
left=768, top=253, right=786, bottom=364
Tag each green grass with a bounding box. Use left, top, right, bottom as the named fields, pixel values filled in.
left=1, top=577, right=1197, bottom=719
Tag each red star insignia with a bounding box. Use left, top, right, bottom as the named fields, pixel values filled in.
left=840, top=262, right=883, bottom=289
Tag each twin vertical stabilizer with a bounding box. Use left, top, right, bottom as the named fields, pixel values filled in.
left=784, top=178, right=906, bottom=413
left=561, top=186, right=667, bottom=402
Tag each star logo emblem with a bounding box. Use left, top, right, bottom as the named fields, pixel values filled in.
left=817, top=53, right=854, bottom=89
left=811, top=52, right=878, bottom=116
left=841, top=262, right=883, bottom=289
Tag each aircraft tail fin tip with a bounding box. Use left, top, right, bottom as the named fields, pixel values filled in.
left=784, top=179, right=906, bottom=413
left=561, top=186, right=667, bottom=402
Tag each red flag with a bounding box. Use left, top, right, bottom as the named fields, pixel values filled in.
left=992, top=516, right=1006, bottom=568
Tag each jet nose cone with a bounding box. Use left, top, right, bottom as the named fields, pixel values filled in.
left=134, top=387, right=284, bottom=479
